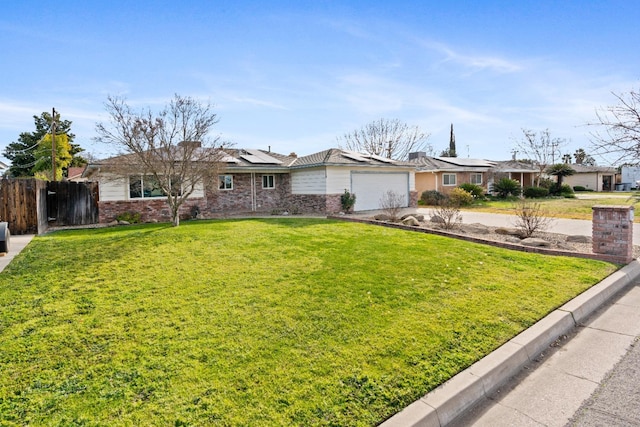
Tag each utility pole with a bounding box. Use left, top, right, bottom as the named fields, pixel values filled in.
left=51, top=107, right=57, bottom=181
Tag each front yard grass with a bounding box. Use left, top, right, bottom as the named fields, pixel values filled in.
left=0, top=219, right=617, bottom=426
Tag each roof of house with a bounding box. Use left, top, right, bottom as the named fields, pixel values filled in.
left=291, top=148, right=413, bottom=169
left=411, top=155, right=495, bottom=172
left=569, top=164, right=617, bottom=174
left=67, top=166, right=87, bottom=180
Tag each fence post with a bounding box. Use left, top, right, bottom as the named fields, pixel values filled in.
left=592, top=205, right=634, bottom=264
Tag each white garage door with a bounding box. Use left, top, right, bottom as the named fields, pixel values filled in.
left=351, top=172, right=409, bottom=211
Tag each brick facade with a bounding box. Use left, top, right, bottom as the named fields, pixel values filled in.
left=98, top=171, right=415, bottom=223
left=99, top=198, right=207, bottom=223
left=592, top=205, right=634, bottom=264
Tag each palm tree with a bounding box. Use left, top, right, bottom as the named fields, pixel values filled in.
left=546, top=163, right=576, bottom=195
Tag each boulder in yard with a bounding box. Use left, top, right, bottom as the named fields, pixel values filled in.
left=402, top=216, right=420, bottom=226
left=566, top=235, right=591, bottom=244
left=374, top=214, right=392, bottom=221
left=495, top=227, right=522, bottom=236
left=461, top=223, right=490, bottom=235
left=431, top=215, right=445, bottom=224
left=521, top=237, right=551, bottom=247
left=401, top=213, right=424, bottom=222
left=506, top=236, right=522, bottom=244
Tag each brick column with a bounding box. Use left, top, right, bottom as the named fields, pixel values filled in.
left=592, top=205, right=634, bottom=263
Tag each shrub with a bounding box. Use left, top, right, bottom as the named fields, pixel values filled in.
left=513, top=200, right=553, bottom=238
left=431, top=202, right=462, bottom=230
left=340, top=190, right=356, bottom=213
left=491, top=178, right=522, bottom=199
left=421, top=190, right=447, bottom=206
left=116, top=211, right=141, bottom=224
left=379, top=190, right=405, bottom=221
left=458, top=183, right=485, bottom=199
left=449, top=187, right=474, bottom=206
left=523, top=186, right=549, bottom=198
left=560, top=184, right=575, bottom=198
left=573, top=185, right=586, bottom=192
left=538, top=178, right=555, bottom=189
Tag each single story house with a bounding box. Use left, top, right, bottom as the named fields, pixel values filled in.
left=83, top=147, right=417, bottom=223
left=561, top=164, right=617, bottom=192
left=410, top=153, right=538, bottom=196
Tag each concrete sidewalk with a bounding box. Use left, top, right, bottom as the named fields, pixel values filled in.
left=0, top=234, right=35, bottom=273
left=383, top=261, right=640, bottom=427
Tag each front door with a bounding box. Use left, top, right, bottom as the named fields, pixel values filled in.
left=602, top=175, right=612, bottom=191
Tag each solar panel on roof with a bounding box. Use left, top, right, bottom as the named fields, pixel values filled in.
left=240, top=149, right=283, bottom=164
left=366, top=154, right=395, bottom=163
left=341, top=151, right=368, bottom=162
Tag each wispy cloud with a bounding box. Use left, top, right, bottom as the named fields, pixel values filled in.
left=422, top=41, right=523, bottom=74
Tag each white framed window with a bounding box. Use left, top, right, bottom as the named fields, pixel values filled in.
left=443, top=173, right=457, bottom=186
left=470, top=173, right=483, bottom=185
left=262, top=174, right=275, bottom=189
left=129, top=175, right=179, bottom=199
left=219, top=175, right=233, bottom=190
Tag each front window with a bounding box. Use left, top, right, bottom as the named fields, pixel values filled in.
left=443, top=174, right=457, bottom=186
left=129, top=175, right=168, bottom=199
left=262, top=175, right=275, bottom=189
left=470, top=173, right=482, bottom=185
left=219, top=175, right=233, bottom=190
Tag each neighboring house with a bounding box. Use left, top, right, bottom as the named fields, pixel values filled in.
left=83, top=148, right=417, bottom=223
left=411, top=154, right=495, bottom=195
left=66, top=166, right=88, bottom=182
left=562, top=164, right=618, bottom=192
left=488, top=160, right=538, bottom=190
left=410, top=153, right=538, bottom=196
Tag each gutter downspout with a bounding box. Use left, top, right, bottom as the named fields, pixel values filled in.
left=251, top=172, right=256, bottom=211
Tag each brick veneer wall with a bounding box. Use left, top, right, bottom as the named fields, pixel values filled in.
left=99, top=198, right=207, bottom=223
left=592, top=205, right=634, bottom=264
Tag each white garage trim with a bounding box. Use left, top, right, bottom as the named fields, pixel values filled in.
left=351, top=171, right=409, bottom=211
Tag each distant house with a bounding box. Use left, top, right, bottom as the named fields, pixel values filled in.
left=410, top=153, right=538, bottom=196
left=562, top=164, right=617, bottom=192
left=66, top=166, right=88, bottom=182
left=83, top=148, right=417, bottom=223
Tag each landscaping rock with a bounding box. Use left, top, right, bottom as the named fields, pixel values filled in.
left=506, top=236, right=522, bottom=244
left=567, top=235, right=591, bottom=243
left=402, top=216, right=420, bottom=226
left=374, top=213, right=392, bottom=221
left=556, top=243, right=575, bottom=251
left=401, top=213, right=424, bottom=222
left=118, top=220, right=130, bottom=225
left=495, top=227, right=522, bottom=236
left=460, top=223, right=490, bottom=235
left=431, top=215, right=445, bottom=224
left=108, top=220, right=118, bottom=226
left=521, top=237, right=551, bottom=247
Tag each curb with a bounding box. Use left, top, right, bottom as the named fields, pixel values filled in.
left=380, top=260, right=640, bottom=427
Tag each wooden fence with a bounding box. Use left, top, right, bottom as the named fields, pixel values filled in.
left=0, top=179, right=99, bottom=234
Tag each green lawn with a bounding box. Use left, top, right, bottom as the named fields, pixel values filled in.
left=463, top=195, right=638, bottom=221
left=0, top=219, right=617, bottom=426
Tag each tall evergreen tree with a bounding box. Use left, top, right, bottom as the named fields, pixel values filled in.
left=3, top=112, right=76, bottom=177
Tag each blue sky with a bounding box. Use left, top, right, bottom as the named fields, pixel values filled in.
left=1, top=1, right=638, bottom=164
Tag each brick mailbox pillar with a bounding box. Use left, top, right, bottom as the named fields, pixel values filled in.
left=592, top=205, right=634, bottom=264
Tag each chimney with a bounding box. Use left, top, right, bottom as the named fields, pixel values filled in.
left=408, top=152, right=427, bottom=161
left=289, top=152, right=298, bottom=158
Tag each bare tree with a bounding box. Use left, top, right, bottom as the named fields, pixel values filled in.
left=336, top=118, right=431, bottom=160
left=379, top=190, right=406, bottom=221
left=590, top=89, right=640, bottom=164
left=513, top=129, right=565, bottom=186
left=95, top=94, right=229, bottom=226
left=512, top=200, right=553, bottom=238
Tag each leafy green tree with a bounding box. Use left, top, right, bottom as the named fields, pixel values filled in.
left=3, top=112, right=81, bottom=178
left=546, top=163, right=576, bottom=196
left=573, top=148, right=596, bottom=165
left=32, top=133, right=73, bottom=181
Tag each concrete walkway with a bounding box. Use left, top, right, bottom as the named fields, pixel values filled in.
left=0, top=234, right=35, bottom=273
